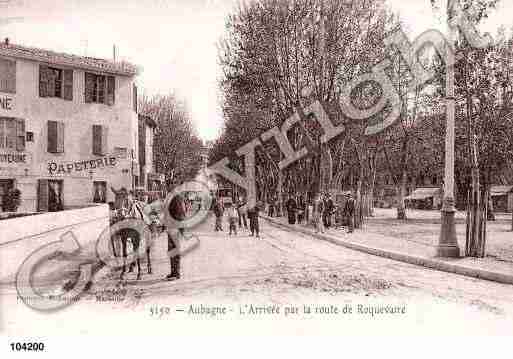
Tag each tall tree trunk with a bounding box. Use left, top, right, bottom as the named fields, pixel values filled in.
left=397, top=169, right=407, bottom=220
left=276, top=170, right=283, bottom=217
left=486, top=170, right=495, bottom=221
left=368, top=155, right=377, bottom=217
left=478, top=187, right=489, bottom=257
left=466, top=117, right=483, bottom=256
left=355, top=165, right=364, bottom=228
left=464, top=50, right=485, bottom=258
left=466, top=143, right=481, bottom=257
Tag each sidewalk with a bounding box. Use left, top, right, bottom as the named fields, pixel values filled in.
left=262, top=209, right=513, bottom=285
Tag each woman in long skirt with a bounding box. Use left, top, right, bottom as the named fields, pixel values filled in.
left=313, top=195, right=325, bottom=234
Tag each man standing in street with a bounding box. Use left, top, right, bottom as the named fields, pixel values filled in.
left=248, top=201, right=261, bottom=238
left=297, top=195, right=306, bottom=224
left=165, top=190, right=186, bottom=280
left=323, top=193, right=334, bottom=229
left=268, top=196, right=275, bottom=217
left=344, top=192, right=356, bottom=233
left=236, top=196, right=248, bottom=229
left=286, top=193, right=297, bottom=225
left=213, top=195, right=224, bottom=231
left=143, top=186, right=185, bottom=281
left=228, top=204, right=238, bottom=236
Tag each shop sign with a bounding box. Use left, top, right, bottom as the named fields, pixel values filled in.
left=48, top=156, right=118, bottom=175
left=0, top=152, right=26, bottom=163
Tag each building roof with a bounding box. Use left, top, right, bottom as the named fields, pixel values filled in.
left=490, top=185, right=513, bottom=197
left=405, top=187, right=441, bottom=200
left=0, top=40, right=139, bottom=76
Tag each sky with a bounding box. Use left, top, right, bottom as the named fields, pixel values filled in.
left=1, top=0, right=512, bottom=141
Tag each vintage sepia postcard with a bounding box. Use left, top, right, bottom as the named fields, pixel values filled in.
left=1, top=0, right=513, bottom=357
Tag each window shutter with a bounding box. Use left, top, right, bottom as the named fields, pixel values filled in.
left=47, top=121, right=57, bottom=153
left=63, top=69, right=73, bottom=101
left=47, top=68, right=57, bottom=97
left=0, top=59, right=16, bottom=94
left=39, top=65, right=50, bottom=98
left=98, top=76, right=105, bottom=103
left=16, top=119, right=25, bottom=152
left=133, top=84, right=138, bottom=113
left=106, top=76, right=115, bottom=105
left=57, top=121, right=64, bottom=153
left=0, top=118, right=4, bottom=148
left=37, top=179, right=49, bottom=212
left=101, top=126, right=108, bottom=155
left=139, top=121, right=146, bottom=167
left=7, top=60, right=16, bottom=93
left=85, top=72, right=95, bottom=103
left=92, top=124, right=102, bottom=155
left=5, top=119, right=15, bottom=148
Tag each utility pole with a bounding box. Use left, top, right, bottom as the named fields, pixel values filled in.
left=437, top=0, right=461, bottom=257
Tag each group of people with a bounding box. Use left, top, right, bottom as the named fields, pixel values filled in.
left=109, top=187, right=185, bottom=281
left=211, top=195, right=262, bottom=238
left=282, top=192, right=356, bottom=234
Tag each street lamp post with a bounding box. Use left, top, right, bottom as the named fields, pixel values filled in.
left=437, top=0, right=461, bottom=257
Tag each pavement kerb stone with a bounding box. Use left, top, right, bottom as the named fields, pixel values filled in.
left=261, top=215, right=513, bottom=286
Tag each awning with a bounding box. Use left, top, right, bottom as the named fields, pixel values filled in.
left=405, top=187, right=441, bottom=200
left=490, top=185, right=513, bottom=197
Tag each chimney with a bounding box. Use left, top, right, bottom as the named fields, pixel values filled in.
left=4, top=38, right=9, bottom=45
left=113, top=44, right=117, bottom=62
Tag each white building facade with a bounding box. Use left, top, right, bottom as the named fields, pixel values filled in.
left=138, top=114, right=165, bottom=192
left=0, top=40, right=140, bottom=212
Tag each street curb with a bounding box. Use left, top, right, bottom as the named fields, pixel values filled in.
left=261, top=215, right=513, bottom=286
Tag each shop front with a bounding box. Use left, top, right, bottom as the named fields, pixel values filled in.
left=0, top=149, right=134, bottom=212
left=36, top=154, right=133, bottom=212
left=0, top=149, right=34, bottom=213
left=0, top=178, right=14, bottom=210
left=491, top=185, right=513, bottom=213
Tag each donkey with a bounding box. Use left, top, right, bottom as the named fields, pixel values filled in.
left=110, top=187, right=153, bottom=280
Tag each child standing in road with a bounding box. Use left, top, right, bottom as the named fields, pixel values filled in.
left=228, top=205, right=238, bottom=235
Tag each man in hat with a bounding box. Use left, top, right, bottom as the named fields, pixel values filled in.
left=247, top=200, right=262, bottom=238
left=236, top=196, right=248, bottom=229
left=286, top=193, right=297, bottom=225
left=142, top=183, right=185, bottom=281
left=323, top=193, right=334, bottom=229
left=343, top=192, right=355, bottom=233
left=212, top=195, right=224, bottom=231
left=165, top=190, right=186, bottom=280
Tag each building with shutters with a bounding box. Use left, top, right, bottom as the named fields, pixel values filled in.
left=0, top=39, right=140, bottom=212
left=137, top=114, right=165, bottom=193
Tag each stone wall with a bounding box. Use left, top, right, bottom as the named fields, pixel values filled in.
left=0, top=203, right=109, bottom=283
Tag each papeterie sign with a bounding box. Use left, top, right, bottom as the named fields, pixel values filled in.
left=48, top=156, right=118, bottom=175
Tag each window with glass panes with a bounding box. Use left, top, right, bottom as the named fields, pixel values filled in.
left=85, top=73, right=115, bottom=105
left=0, top=118, right=16, bottom=149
